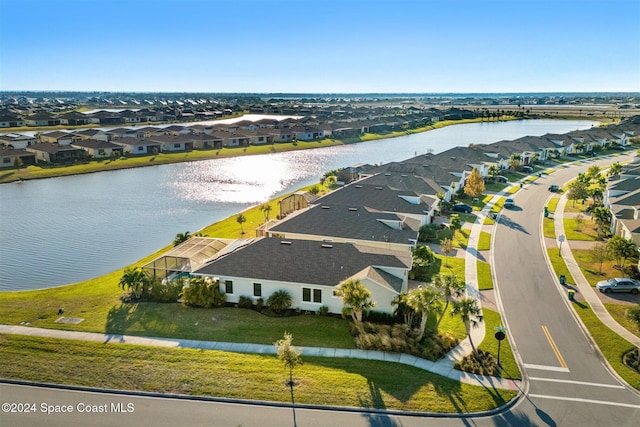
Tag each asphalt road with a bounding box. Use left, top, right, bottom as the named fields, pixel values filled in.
left=2, top=154, right=640, bottom=427
left=491, top=154, right=640, bottom=426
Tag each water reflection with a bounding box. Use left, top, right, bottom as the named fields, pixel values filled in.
left=0, top=119, right=597, bottom=290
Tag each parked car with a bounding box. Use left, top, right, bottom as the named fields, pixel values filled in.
left=504, top=198, right=515, bottom=208
left=596, top=278, right=640, bottom=294
left=522, top=165, right=533, bottom=173
left=452, top=203, right=473, bottom=214
left=497, top=175, right=508, bottom=183
left=548, top=184, right=559, bottom=192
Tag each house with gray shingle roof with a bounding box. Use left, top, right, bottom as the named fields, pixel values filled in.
left=192, top=237, right=411, bottom=315
left=71, top=139, right=124, bottom=158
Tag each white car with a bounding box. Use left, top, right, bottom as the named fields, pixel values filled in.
left=596, top=278, right=640, bottom=294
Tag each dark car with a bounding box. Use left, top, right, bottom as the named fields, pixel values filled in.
left=548, top=184, right=559, bottom=192
left=504, top=198, right=515, bottom=208
left=452, top=203, right=473, bottom=214
left=522, top=165, right=533, bottom=173
left=497, top=175, right=508, bottom=183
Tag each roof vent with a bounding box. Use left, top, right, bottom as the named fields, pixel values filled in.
left=384, top=173, right=391, bottom=176
left=280, top=241, right=292, bottom=245
left=375, top=186, right=383, bottom=190
left=321, top=244, right=333, bottom=248
left=348, top=207, right=358, bottom=211
left=355, top=185, right=363, bottom=188
left=321, top=205, right=331, bottom=209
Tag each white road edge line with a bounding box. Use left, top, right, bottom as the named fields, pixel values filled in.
left=529, top=376, right=626, bottom=389
left=529, top=394, right=640, bottom=409
left=524, top=363, right=570, bottom=373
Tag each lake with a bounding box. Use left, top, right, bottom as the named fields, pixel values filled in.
left=0, top=119, right=597, bottom=290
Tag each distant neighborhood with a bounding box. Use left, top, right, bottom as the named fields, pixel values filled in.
left=139, top=116, right=640, bottom=316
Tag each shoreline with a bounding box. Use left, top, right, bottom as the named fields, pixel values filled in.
left=0, top=116, right=515, bottom=184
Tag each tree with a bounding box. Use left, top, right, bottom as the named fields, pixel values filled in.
left=440, top=237, right=454, bottom=268
left=410, top=245, right=436, bottom=281
left=626, top=306, right=640, bottom=332
left=607, top=236, right=638, bottom=269
left=260, top=204, right=273, bottom=222
left=182, top=276, right=226, bottom=308
left=335, top=279, right=375, bottom=325
left=608, top=161, right=623, bottom=177
left=236, top=213, right=247, bottom=234
left=275, top=332, right=302, bottom=427
left=118, top=267, right=150, bottom=299
left=566, top=180, right=589, bottom=207
left=266, top=289, right=292, bottom=315
left=407, top=285, right=443, bottom=341
left=173, top=231, right=191, bottom=247
left=574, top=214, right=585, bottom=232
left=449, top=213, right=462, bottom=235
left=590, top=242, right=611, bottom=275
left=488, top=165, right=499, bottom=180
left=591, top=206, right=612, bottom=239
left=432, top=273, right=466, bottom=332
left=451, top=297, right=484, bottom=356
left=13, top=157, right=23, bottom=168
left=586, top=165, right=602, bottom=182
left=464, top=168, right=485, bottom=198
left=391, top=292, right=415, bottom=328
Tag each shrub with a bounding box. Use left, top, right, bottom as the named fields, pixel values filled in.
left=454, top=350, right=500, bottom=376
left=365, top=310, right=396, bottom=325
left=149, top=278, right=182, bottom=303
left=181, top=277, right=225, bottom=308
left=317, top=305, right=329, bottom=316
left=266, top=289, right=292, bottom=315
left=255, top=297, right=264, bottom=311
left=238, top=295, right=253, bottom=309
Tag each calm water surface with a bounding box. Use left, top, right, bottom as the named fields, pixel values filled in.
left=0, top=119, right=597, bottom=290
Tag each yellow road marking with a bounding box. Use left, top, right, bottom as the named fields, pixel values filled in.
left=542, top=325, right=568, bottom=369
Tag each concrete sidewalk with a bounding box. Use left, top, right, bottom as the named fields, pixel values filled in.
left=0, top=324, right=520, bottom=391
left=551, top=196, right=640, bottom=347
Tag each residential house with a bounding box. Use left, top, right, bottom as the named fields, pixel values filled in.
left=26, top=143, right=87, bottom=164
left=71, top=139, right=124, bottom=158
left=192, top=237, right=412, bottom=315
left=0, top=146, right=36, bottom=168
left=111, top=137, right=161, bottom=155
left=0, top=133, right=37, bottom=149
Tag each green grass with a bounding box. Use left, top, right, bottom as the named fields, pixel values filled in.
left=547, top=197, right=560, bottom=213
left=483, top=217, right=496, bottom=225
left=0, top=334, right=516, bottom=412
left=477, top=309, right=520, bottom=380
left=477, top=261, right=493, bottom=291
left=571, top=304, right=640, bottom=390
left=563, top=218, right=598, bottom=241
left=573, top=249, right=627, bottom=286
left=604, top=303, right=640, bottom=335
left=477, top=231, right=491, bottom=251
left=546, top=249, right=575, bottom=285
left=543, top=217, right=556, bottom=239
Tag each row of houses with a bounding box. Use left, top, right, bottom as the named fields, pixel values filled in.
left=0, top=109, right=461, bottom=166
left=140, top=116, right=640, bottom=316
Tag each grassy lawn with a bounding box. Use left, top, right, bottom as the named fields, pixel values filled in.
left=543, top=217, right=556, bottom=239
left=477, top=309, right=520, bottom=380
left=0, top=334, right=516, bottom=412
left=547, top=197, right=560, bottom=213
left=478, top=231, right=491, bottom=251
left=572, top=249, right=620, bottom=286
left=483, top=217, right=496, bottom=225
left=564, top=200, right=590, bottom=214
left=604, top=303, right=640, bottom=335
left=477, top=261, right=493, bottom=291
left=436, top=228, right=470, bottom=250
left=425, top=255, right=466, bottom=283
left=571, top=304, right=640, bottom=390
left=546, top=249, right=575, bottom=285
left=563, top=218, right=598, bottom=241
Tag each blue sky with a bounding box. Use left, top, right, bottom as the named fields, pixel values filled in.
left=1, top=0, right=639, bottom=93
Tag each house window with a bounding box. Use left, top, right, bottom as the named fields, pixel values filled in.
left=253, top=282, right=262, bottom=297
left=98, top=149, right=105, bottom=155
left=137, top=146, right=144, bottom=151
left=303, top=288, right=322, bottom=303
left=224, top=280, right=233, bottom=294
left=2, top=158, right=10, bottom=164
left=173, top=143, right=180, bottom=148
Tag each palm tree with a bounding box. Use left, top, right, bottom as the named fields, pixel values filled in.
left=407, top=285, right=443, bottom=341
left=391, top=292, right=415, bottom=327
left=260, top=204, right=272, bottom=222
left=236, top=213, right=247, bottom=235
left=118, top=267, right=149, bottom=299
left=451, top=297, right=483, bottom=356
left=266, top=289, right=292, bottom=315
left=173, top=231, right=191, bottom=247
left=335, top=279, right=375, bottom=325
left=488, top=165, right=499, bottom=180
left=432, top=273, right=465, bottom=332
